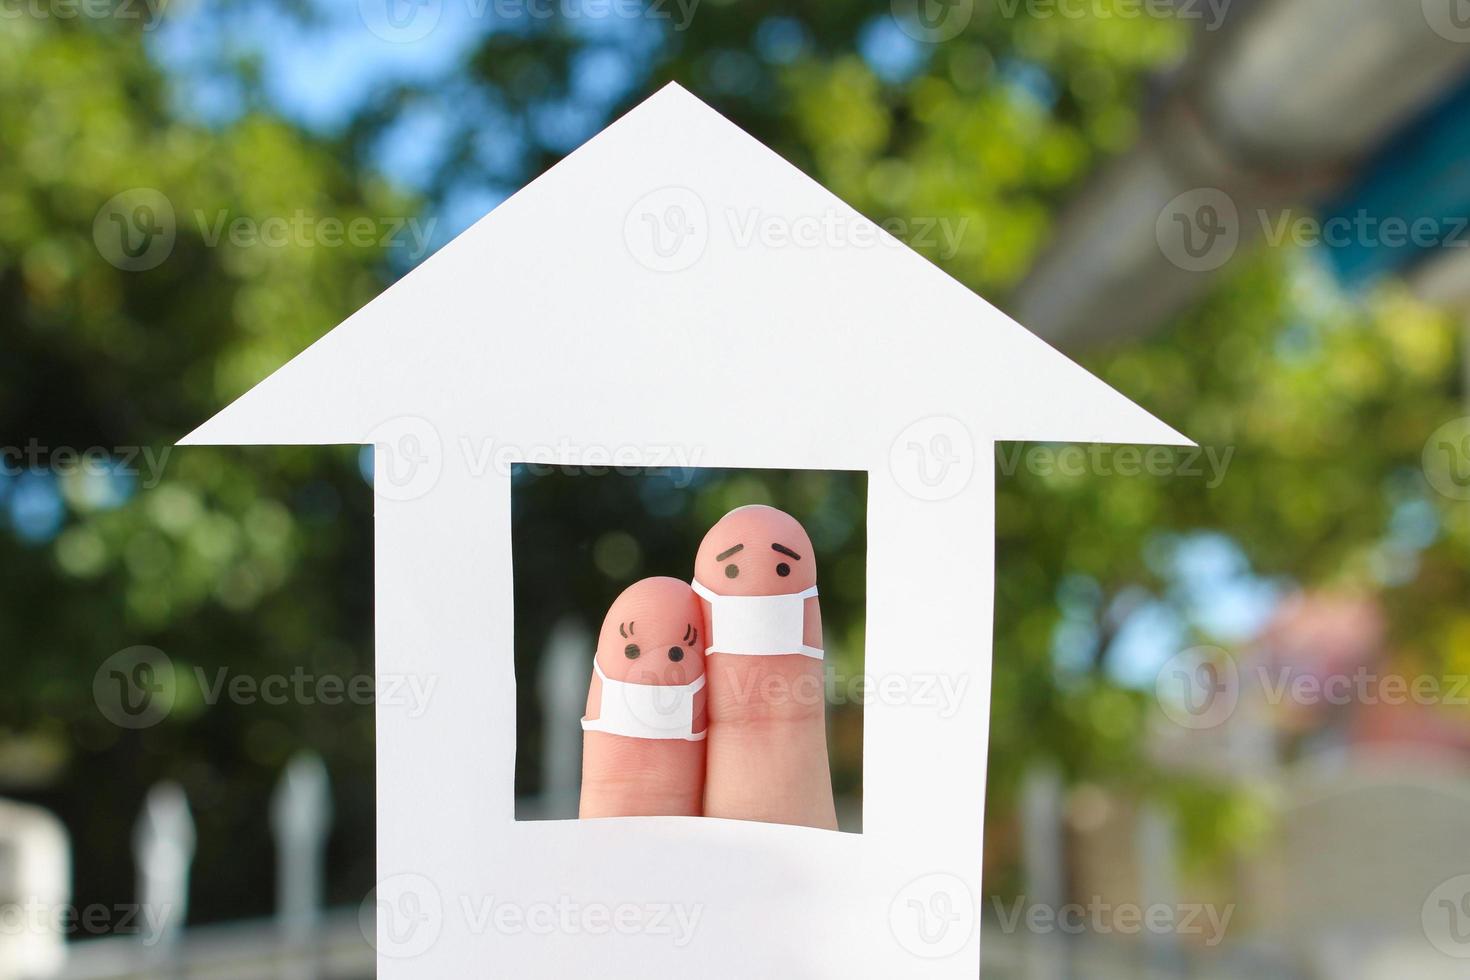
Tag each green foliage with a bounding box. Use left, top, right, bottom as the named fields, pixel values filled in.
left=2, top=18, right=390, bottom=916
left=992, top=253, right=1466, bottom=868
left=3, top=5, right=1465, bottom=923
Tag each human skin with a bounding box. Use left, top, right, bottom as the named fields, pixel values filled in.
left=579, top=576, right=708, bottom=818
left=691, top=505, right=838, bottom=830
left=578, top=509, right=839, bottom=830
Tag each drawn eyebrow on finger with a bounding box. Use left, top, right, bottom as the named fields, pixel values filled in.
left=683, top=624, right=693, bottom=642
left=771, top=543, right=802, bottom=560
left=619, top=622, right=627, bottom=639
left=716, top=543, right=744, bottom=561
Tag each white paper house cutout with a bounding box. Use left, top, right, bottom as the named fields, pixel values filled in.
left=181, top=83, right=1187, bottom=978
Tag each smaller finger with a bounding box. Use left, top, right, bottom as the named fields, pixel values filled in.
left=580, top=577, right=708, bottom=818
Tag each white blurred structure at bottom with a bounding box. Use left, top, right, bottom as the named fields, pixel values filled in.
left=0, top=800, right=69, bottom=980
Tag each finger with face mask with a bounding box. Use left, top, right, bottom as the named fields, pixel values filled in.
left=580, top=576, right=708, bottom=818
left=693, top=505, right=837, bottom=830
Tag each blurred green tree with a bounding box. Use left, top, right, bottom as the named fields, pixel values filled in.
left=3, top=4, right=1465, bottom=926
left=1, top=15, right=406, bottom=917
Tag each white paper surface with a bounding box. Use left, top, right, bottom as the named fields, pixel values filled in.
left=179, top=83, right=1190, bottom=978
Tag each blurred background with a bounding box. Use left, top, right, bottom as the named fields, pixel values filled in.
left=2, top=0, right=1469, bottom=977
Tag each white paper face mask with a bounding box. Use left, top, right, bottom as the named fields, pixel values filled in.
left=691, top=579, right=823, bottom=659
left=580, top=661, right=707, bottom=741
